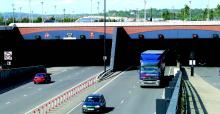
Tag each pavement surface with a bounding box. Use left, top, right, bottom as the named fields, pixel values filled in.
left=183, top=67, right=220, bottom=114
left=53, top=69, right=165, bottom=114
left=0, top=66, right=103, bottom=114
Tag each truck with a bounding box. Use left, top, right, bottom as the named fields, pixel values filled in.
left=139, top=50, right=165, bottom=87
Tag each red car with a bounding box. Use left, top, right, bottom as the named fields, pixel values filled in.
left=33, top=73, right=51, bottom=84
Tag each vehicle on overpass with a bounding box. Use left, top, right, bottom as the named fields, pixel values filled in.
left=33, top=73, right=51, bottom=84
left=82, top=93, right=106, bottom=113
left=139, top=50, right=165, bottom=87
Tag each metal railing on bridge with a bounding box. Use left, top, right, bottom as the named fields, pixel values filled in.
left=156, top=69, right=182, bottom=114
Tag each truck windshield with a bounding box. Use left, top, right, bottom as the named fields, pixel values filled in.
left=141, top=66, right=158, bottom=74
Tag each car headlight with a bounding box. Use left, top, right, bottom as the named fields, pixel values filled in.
left=82, top=105, right=87, bottom=108
left=95, top=105, right=100, bottom=108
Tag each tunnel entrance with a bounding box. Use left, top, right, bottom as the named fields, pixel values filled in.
left=1, top=27, right=220, bottom=70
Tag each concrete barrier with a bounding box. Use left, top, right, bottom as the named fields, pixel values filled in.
left=25, top=73, right=99, bottom=114
left=156, top=70, right=182, bottom=114
left=0, top=65, right=46, bottom=87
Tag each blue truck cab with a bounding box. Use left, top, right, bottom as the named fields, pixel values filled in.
left=139, top=50, right=165, bottom=87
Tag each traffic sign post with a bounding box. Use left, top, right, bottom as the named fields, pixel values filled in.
left=4, top=51, right=12, bottom=69
left=189, top=60, right=196, bottom=76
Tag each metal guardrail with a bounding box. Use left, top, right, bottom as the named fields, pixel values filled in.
left=166, top=71, right=182, bottom=114
left=25, top=73, right=99, bottom=114
left=97, top=68, right=113, bottom=81
left=156, top=70, right=182, bottom=114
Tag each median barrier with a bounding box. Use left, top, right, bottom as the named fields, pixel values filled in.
left=0, top=65, right=46, bottom=89
left=156, top=70, right=182, bottom=114
left=27, top=73, right=99, bottom=114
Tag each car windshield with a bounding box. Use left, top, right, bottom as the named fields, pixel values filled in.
left=85, top=97, right=100, bottom=102
left=141, top=66, right=158, bottom=74
left=36, top=73, right=45, bottom=77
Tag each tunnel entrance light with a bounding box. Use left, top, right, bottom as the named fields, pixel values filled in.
left=80, top=35, right=86, bottom=39
left=158, top=34, right=164, bottom=40
left=99, top=35, right=104, bottom=39
left=192, top=34, right=198, bottom=39
left=212, top=34, right=219, bottom=39
left=138, top=34, right=144, bottom=39
left=35, top=35, right=42, bottom=40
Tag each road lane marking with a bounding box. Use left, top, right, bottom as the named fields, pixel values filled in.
left=120, top=99, right=125, bottom=104
left=168, top=67, right=171, bottom=75
left=162, top=89, right=165, bottom=99
left=66, top=71, right=127, bottom=114
left=6, top=102, right=11, bottom=105
left=24, top=94, right=27, bottom=97
left=129, top=90, right=132, bottom=94
left=25, top=70, right=104, bottom=114
left=38, top=88, right=42, bottom=91
left=133, top=85, right=136, bottom=89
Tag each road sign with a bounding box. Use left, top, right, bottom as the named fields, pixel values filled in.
left=189, top=60, right=196, bottom=65
left=4, top=51, right=12, bottom=60
left=103, top=56, right=107, bottom=61
left=7, top=61, right=11, bottom=66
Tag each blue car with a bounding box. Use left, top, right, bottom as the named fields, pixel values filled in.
left=82, top=94, right=106, bottom=113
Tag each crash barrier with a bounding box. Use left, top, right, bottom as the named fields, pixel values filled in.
left=27, top=74, right=99, bottom=114
left=0, top=65, right=46, bottom=87
left=97, top=68, right=114, bottom=81
left=156, top=70, right=182, bottom=114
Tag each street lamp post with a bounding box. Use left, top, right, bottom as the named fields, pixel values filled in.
left=19, top=7, right=22, bottom=23
left=31, top=10, right=34, bottom=23
left=41, top=1, right=44, bottom=23
left=144, top=0, right=147, bottom=21
left=63, top=9, right=66, bottom=22
left=29, top=0, right=31, bottom=23
left=12, top=4, right=15, bottom=23
left=189, top=0, right=192, bottom=21
left=104, top=0, right=107, bottom=72
left=91, top=0, right=93, bottom=22
left=54, top=5, right=57, bottom=22
left=207, top=0, right=210, bottom=20
left=72, top=10, right=75, bottom=22
left=97, top=1, right=100, bottom=15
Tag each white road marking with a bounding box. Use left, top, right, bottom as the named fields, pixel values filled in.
left=162, top=89, right=165, bottom=99
left=129, top=90, right=132, bottom=94
left=133, top=85, right=136, bottom=88
left=25, top=70, right=104, bottom=114
left=168, top=67, right=171, bottom=75
left=66, top=71, right=127, bottom=114
left=120, top=99, right=125, bottom=104
left=38, top=88, right=42, bottom=91
left=24, top=94, right=27, bottom=97
left=6, top=102, right=11, bottom=105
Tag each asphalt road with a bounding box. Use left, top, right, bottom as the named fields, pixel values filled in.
left=194, top=67, right=220, bottom=90
left=0, top=66, right=103, bottom=114
left=68, top=70, right=164, bottom=114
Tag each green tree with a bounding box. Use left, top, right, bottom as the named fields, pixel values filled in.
left=203, top=8, right=208, bottom=20
left=0, top=15, right=3, bottom=25
left=180, top=5, right=190, bottom=20
left=34, top=17, right=42, bottom=23
left=162, top=10, right=170, bottom=20
left=215, top=4, right=220, bottom=19
left=210, top=9, right=214, bottom=20
left=21, top=17, right=29, bottom=23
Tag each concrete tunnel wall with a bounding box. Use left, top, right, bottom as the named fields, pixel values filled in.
left=1, top=27, right=220, bottom=70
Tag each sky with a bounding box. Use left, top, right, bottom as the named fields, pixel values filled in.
left=0, top=0, right=219, bottom=14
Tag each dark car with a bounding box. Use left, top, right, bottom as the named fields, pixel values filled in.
left=33, top=73, right=51, bottom=84
left=82, top=94, right=106, bottom=113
